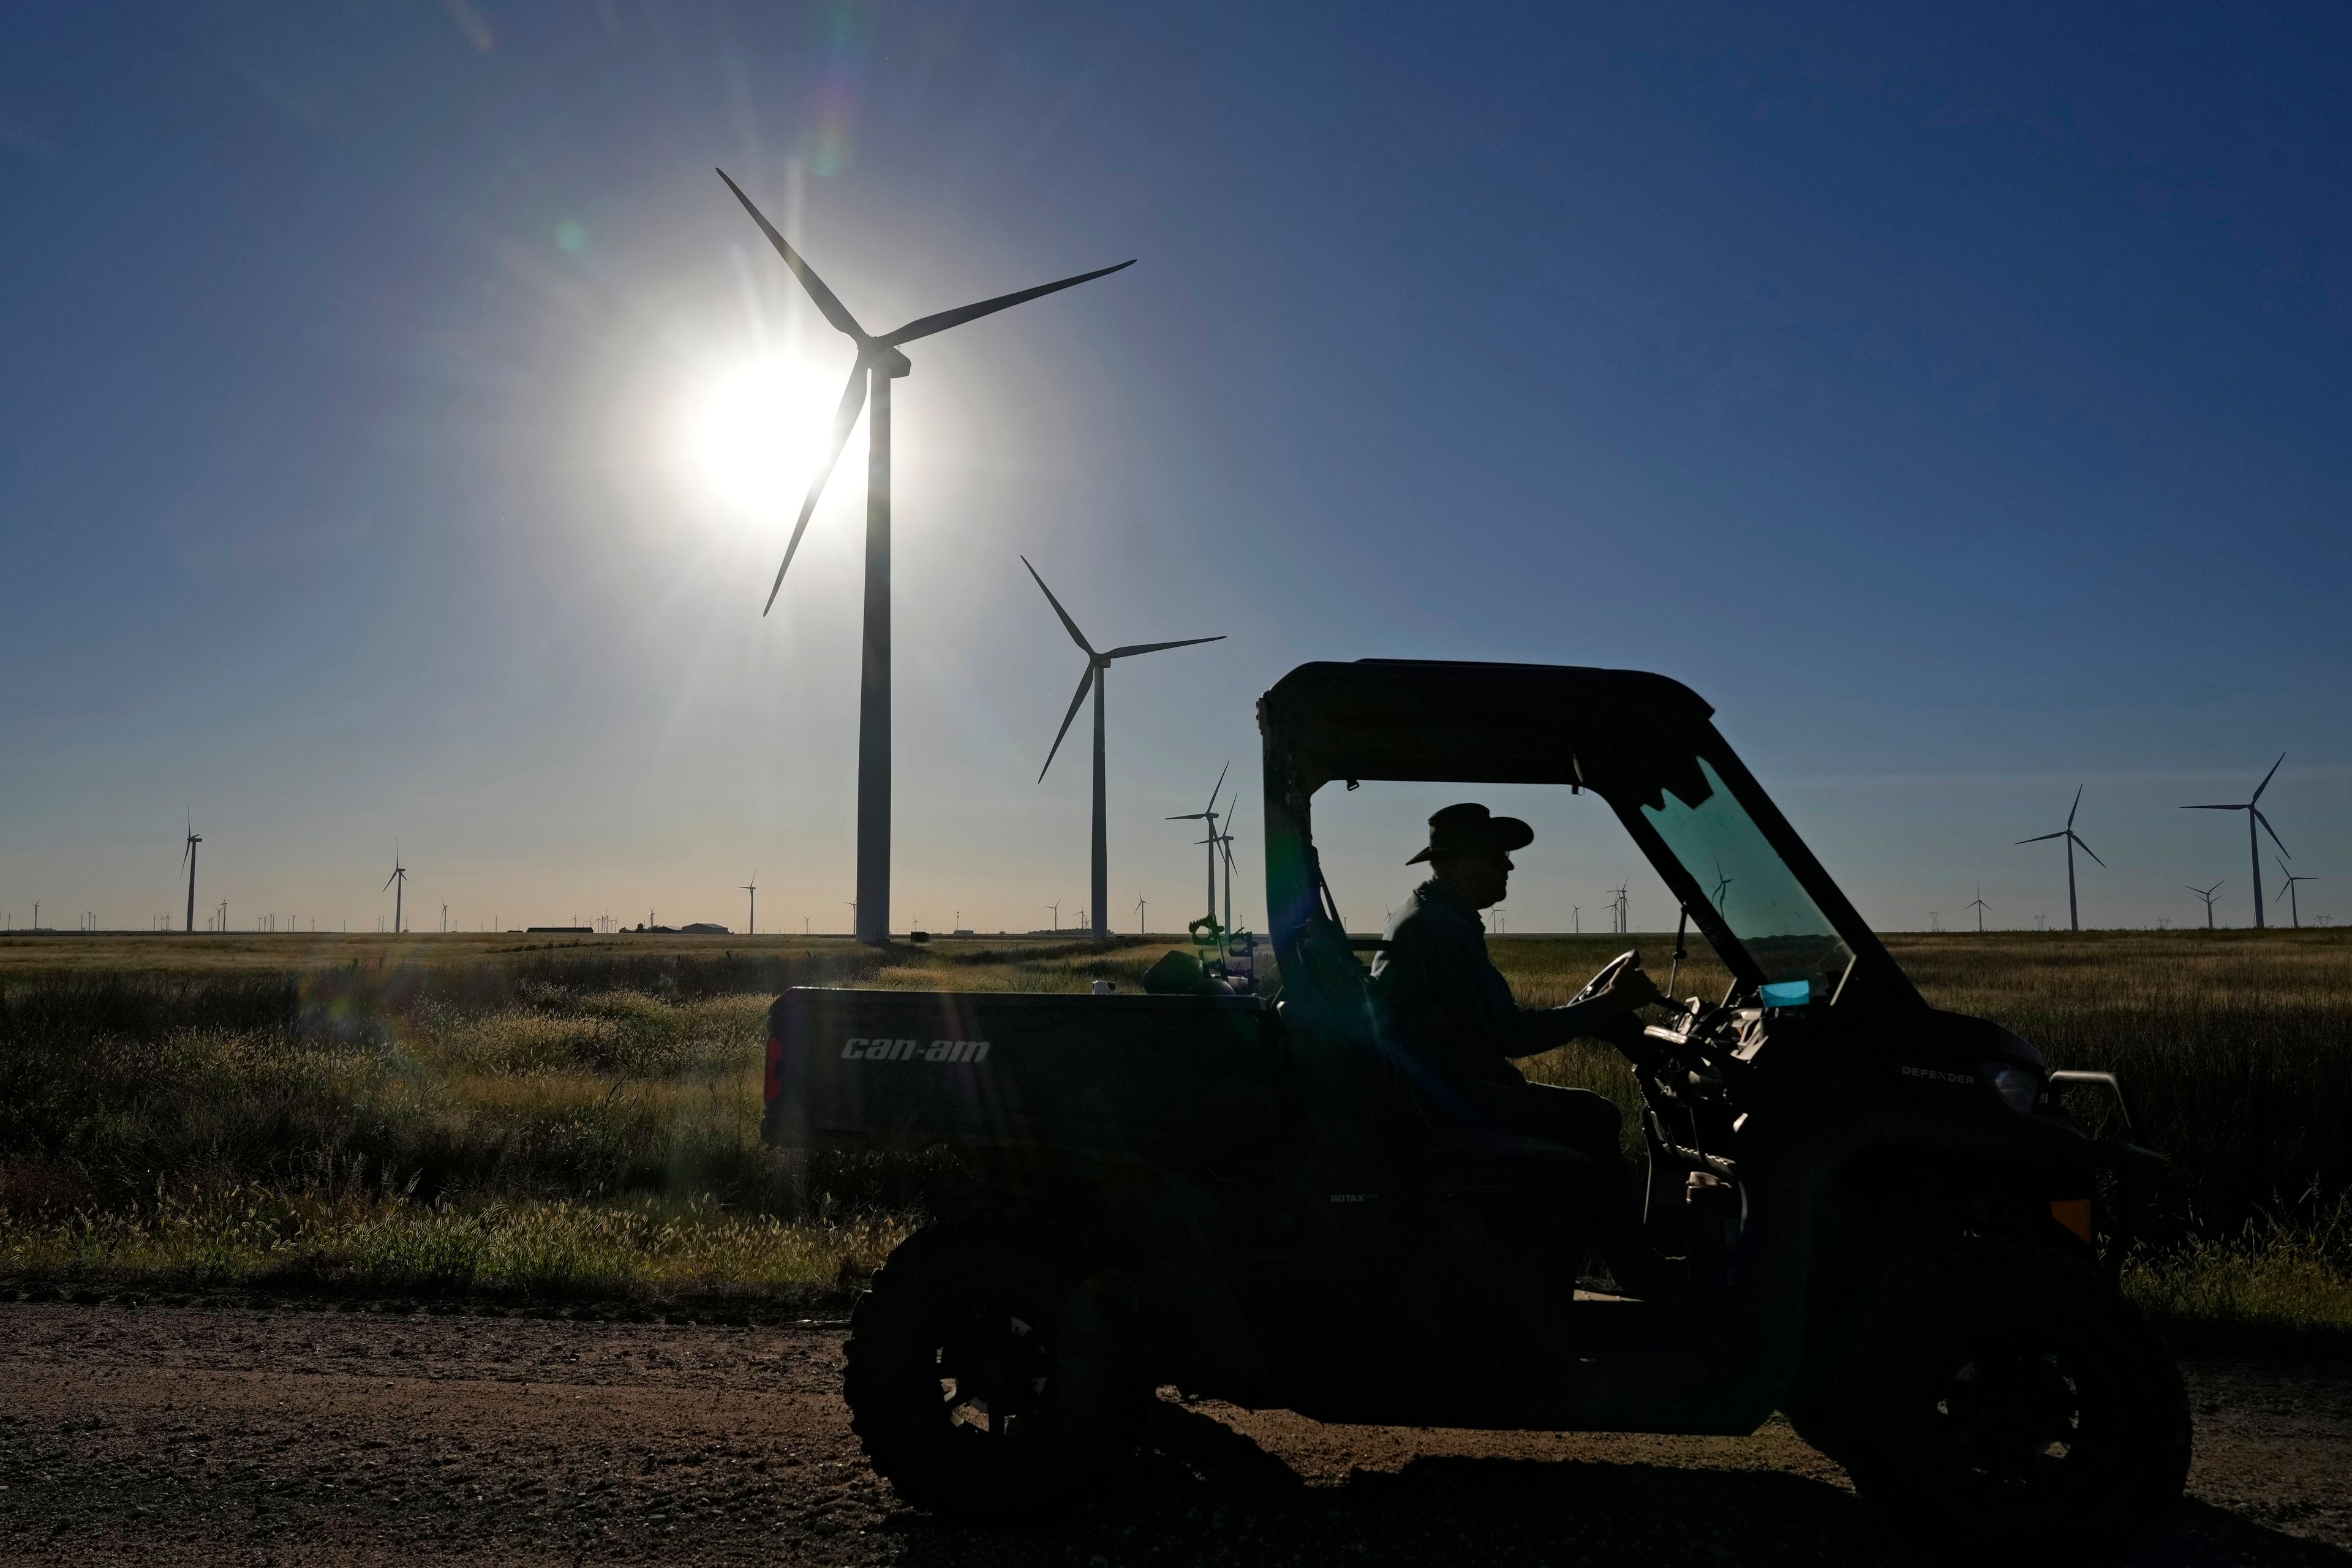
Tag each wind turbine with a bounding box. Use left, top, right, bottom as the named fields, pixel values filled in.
left=1166, top=763, right=1229, bottom=927
left=1023, top=557, right=1223, bottom=943
left=2276, top=857, right=2315, bottom=930
left=1215, top=813, right=1238, bottom=935
left=716, top=170, right=1133, bottom=948
left=2183, top=755, right=2288, bottom=928
left=1136, top=895, right=1147, bottom=934
left=1194, top=821, right=1237, bottom=936
left=2188, top=880, right=2223, bottom=930
left=742, top=873, right=757, bottom=937
left=181, top=812, right=202, bottom=934
left=1710, top=860, right=1736, bottom=917
left=1967, top=885, right=1989, bottom=933
left=2016, top=786, right=2103, bottom=932
left=383, top=848, right=408, bottom=935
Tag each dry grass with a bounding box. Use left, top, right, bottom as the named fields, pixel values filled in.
left=3, top=928, right=2349, bottom=1335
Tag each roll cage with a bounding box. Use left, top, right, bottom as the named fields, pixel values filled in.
left=1256, top=659, right=1920, bottom=1022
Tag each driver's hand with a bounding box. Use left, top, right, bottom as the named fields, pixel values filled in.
left=1604, top=967, right=1665, bottom=1012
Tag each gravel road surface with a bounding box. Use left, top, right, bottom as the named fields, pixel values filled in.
left=1, top=1300, right=2344, bottom=1566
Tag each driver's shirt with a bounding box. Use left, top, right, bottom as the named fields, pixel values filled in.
left=1368, top=878, right=1613, bottom=1086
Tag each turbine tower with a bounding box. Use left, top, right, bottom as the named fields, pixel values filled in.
left=2188, top=880, right=2223, bottom=930
left=1023, top=557, right=1223, bottom=943
left=2016, top=786, right=2103, bottom=932
left=181, top=812, right=202, bottom=934
left=717, top=170, right=1131, bottom=947
left=383, top=848, right=408, bottom=935
left=1166, top=763, right=1229, bottom=928
left=742, top=873, right=757, bottom=937
left=1194, top=816, right=1237, bottom=936
left=1213, top=808, right=1238, bottom=935
left=2276, top=858, right=2315, bottom=930
left=2183, top=754, right=2288, bottom=929
left=1967, top=885, right=1989, bottom=933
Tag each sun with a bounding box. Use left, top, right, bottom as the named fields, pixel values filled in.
left=677, top=354, right=845, bottom=526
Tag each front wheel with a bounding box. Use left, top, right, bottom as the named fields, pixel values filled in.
left=843, top=1219, right=1147, bottom=1519
left=1831, top=1237, right=2190, bottom=1558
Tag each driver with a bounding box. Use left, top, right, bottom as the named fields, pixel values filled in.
left=1369, top=802, right=1672, bottom=1296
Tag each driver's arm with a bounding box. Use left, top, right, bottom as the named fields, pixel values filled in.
left=1501, top=968, right=1664, bottom=1057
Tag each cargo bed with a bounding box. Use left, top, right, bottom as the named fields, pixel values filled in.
left=762, top=988, right=1288, bottom=1162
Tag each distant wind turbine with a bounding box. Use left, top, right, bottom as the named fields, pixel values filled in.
left=2188, top=880, right=2223, bottom=930
left=1710, top=860, right=1736, bottom=917
left=2182, top=755, right=2288, bottom=929
left=716, top=170, right=1133, bottom=948
left=742, top=873, right=757, bottom=937
left=1023, top=557, right=1223, bottom=943
left=2276, top=858, right=2315, bottom=930
left=181, top=812, right=202, bottom=935
left=1967, top=885, right=1989, bottom=933
left=1204, top=787, right=1241, bottom=935
left=1166, top=763, right=1229, bottom=928
left=1136, top=895, right=1147, bottom=935
left=383, top=848, right=409, bottom=935
left=2016, top=786, right=2104, bottom=932
left=1194, top=825, right=1236, bottom=937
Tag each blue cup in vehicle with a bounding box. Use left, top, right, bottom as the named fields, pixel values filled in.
left=1758, top=979, right=1812, bottom=1008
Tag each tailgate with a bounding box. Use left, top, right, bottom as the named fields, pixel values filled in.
left=762, top=988, right=1286, bottom=1158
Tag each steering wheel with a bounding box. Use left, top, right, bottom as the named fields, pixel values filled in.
left=1570, top=949, right=1643, bottom=1006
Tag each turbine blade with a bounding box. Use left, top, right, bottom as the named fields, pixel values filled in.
left=2067, top=784, right=2082, bottom=827
left=1037, top=663, right=1095, bottom=782
left=1020, top=556, right=1095, bottom=655
left=764, top=364, right=869, bottom=615
left=2252, top=750, right=2286, bottom=804
left=882, top=260, right=1134, bottom=347
left=2180, top=804, right=2239, bottom=812
left=2016, top=831, right=2068, bottom=844
left=1165, top=812, right=1208, bottom=821
left=2071, top=832, right=2106, bottom=868
left=383, top=870, right=398, bottom=891
left=2254, top=809, right=2290, bottom=856
left=1102, top=634, right=1226, bottom=660
left=1206, top=760, right=1229, bottom=814
left=714, top=169, right=869, bottom=341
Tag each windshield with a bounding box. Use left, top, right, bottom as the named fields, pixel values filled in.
left=1638, top=756, right=1854, bottom=1003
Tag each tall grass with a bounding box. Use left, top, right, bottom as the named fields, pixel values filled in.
left=3, top=930, right=2350, bottom=1332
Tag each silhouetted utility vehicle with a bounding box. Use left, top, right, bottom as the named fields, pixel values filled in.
left=763, top=661, right=2187, bottom=1555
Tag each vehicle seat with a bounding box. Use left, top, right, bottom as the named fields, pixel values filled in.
left=1410, top=1136, right=1597, bottom=1209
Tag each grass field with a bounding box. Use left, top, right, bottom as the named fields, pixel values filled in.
left=2, top=927, right=2347, bottom=1340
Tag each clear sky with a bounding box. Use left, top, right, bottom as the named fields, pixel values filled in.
left=3, top=2, right=2347, bottom=937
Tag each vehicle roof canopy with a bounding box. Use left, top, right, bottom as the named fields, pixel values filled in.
left=1259, top=660, right=1719, bottom=800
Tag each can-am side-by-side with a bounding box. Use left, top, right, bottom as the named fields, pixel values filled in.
left=762, top=660, right=2187, bottom=1554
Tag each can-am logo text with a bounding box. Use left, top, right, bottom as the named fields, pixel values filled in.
left=841, top=1038, right=991, bottom=1063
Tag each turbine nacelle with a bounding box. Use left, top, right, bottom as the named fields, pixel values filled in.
left=718, top=168, right=1132, bottom=619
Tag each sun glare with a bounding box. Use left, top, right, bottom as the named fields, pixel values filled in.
left=679, top=355, right=844, bottom=526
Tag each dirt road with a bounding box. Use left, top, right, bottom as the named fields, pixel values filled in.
left=1, top=1299, right=2344, bottom=1566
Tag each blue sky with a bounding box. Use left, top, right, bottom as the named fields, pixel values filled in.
left=2, top=1, right=2346, bottom=936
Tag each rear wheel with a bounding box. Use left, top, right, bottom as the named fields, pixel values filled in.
left=843, top=1219, right=1147, bottom=1518
left=1831, top=1237, right=2189, bottom=1558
